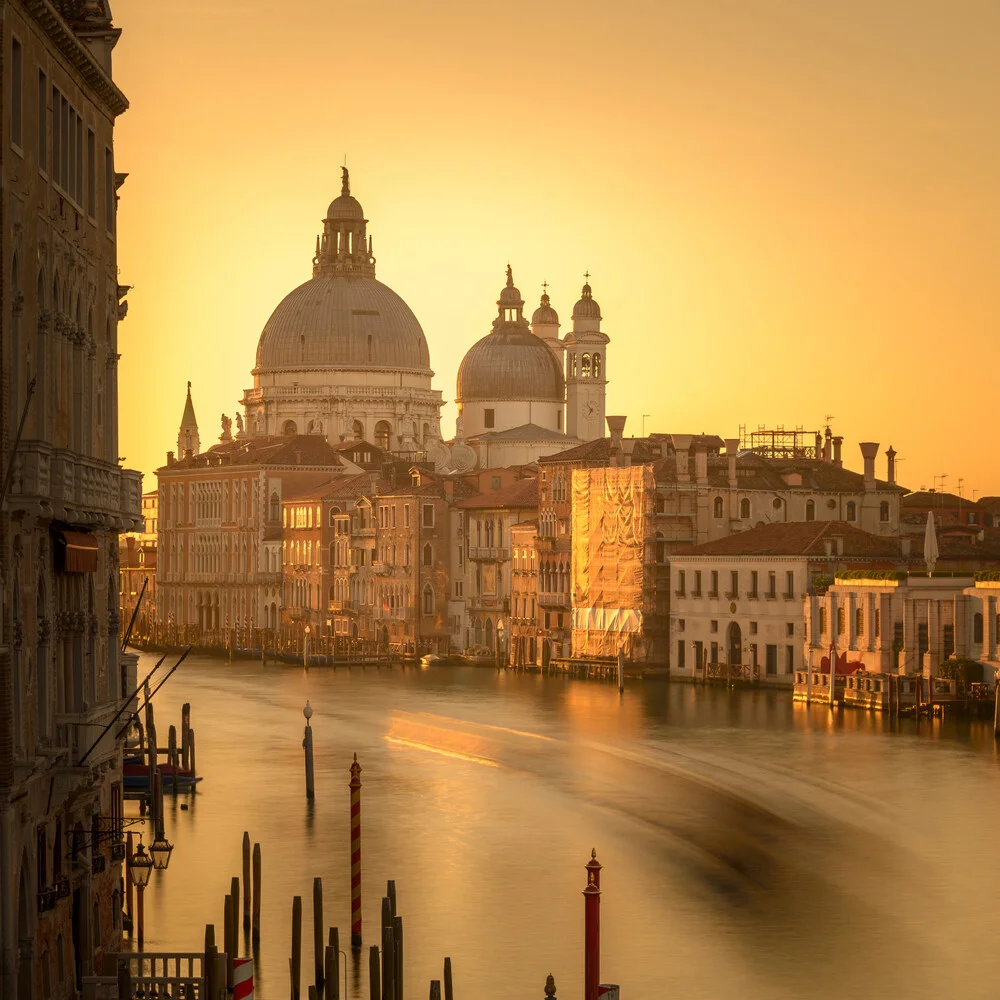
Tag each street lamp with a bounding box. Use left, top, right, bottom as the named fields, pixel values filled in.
left=496, top=618, right=505, bottom=669
left=129, top=840, right=154, bottom=950
left=149, top=832, right=174, bottom=871
left=304, top=624, right=311, bottom=668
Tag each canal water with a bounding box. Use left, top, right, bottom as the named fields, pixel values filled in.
left=135, top=651, right=1000, bottom=1000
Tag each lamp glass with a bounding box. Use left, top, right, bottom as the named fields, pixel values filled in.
left=129, top=843, right=153, bottom=888
left=149, top=834, right=174, bottom=871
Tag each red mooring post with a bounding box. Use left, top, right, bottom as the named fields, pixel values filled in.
left=350, top=753, right=363, bottom=949
left=583, top=848, right=602, bottom=1000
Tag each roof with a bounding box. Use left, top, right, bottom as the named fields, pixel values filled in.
left=538, top=436, right=659, bottom=466
left=456, top=476, right=539, bottom=510
left=474, top=423, right=573, bottom=443
left=681, top=520, right=902, bottom=559
left=158, top=434, right=347, bottom=473
left=902, top=491, right=968, bottom=508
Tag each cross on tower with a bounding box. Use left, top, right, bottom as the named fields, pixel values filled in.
left=541, top=280, right=549, bottom=294
left=583, top=270, right=591, bottom=283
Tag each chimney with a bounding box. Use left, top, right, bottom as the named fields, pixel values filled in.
left=823, top=538, right=833, bottom=556
left=901, top=536, right=911, bottom=557
left=184, top=449, right=193, bottom=459
left=167, top=451, right=175, bottom=466
left=831, top=534, right=844, bottom=556
left=725, top=437, right=739, bottom=488
left=823, top=426, right=833, bottom=463
left=832, top=436, right=843, bottom=469
left=815, top=433, right=823, bottom=458
left=606, top=415, right=626, bottom=456
left=859, top=442, right=879, bottom=491
left=694, top=443, right=708, bottom=485
left=886, top=446, right=897, bottom=486
left=672, top=434, right=693, bottom=482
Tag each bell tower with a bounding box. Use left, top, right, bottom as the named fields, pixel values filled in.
left=177, top=381, right=200, bottom=457
left=564, top=276, right=609, bottom=441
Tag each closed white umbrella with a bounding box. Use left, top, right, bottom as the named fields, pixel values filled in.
left=924, top=510, right=939, bottom=577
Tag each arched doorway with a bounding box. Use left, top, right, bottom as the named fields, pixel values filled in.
left=282, top=419, right=297, bottom=436
left=727, top=621, right=742, bottom=666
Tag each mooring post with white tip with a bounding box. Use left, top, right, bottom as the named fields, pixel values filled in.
left=303, top=700, right=315, bottom=800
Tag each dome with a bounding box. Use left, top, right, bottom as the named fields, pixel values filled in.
left=457, top=328, right=564, bottom=402
left=255, top=276, right=431, bottom=373
left=531, top=289, right=559, bottom=327
left=458, top=267, right=563, bottom=402
left=327, top=193, right=365, bottom=221
left=572, top=281, right=602, bottom=321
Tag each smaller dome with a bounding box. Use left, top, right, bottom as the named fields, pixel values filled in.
left=498, top=264, right=522, bottom=308
left=572, top=281, right=602, bottom=321
left=327, top=166, right=365, bottom=220
left=531, top=289, right=559, bottom=326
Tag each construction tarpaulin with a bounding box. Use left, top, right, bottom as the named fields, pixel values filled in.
left=571, top=464, right=655, bottom=658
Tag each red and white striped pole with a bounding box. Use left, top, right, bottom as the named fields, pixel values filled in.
left=233, top=957, right=254, bottom=1000
left=350, top=753, right=362, bottom=949
left=583, top=848, right=602, bottom=1000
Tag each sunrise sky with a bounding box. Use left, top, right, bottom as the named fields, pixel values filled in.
left=112, top=0, right=1000, bottom=494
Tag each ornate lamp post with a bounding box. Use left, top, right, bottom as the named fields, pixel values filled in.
left=129, top=840, right=154, bottom=949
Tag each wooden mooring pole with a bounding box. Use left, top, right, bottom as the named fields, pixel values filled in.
left=443, top=958, right=453, bottom=1000
left=292, top=895, right=303, bottom=1000
left=242, top=832, right=252, bottom=932
left=181, top=702, right=191, bottom=769
left=313, top=877, right=324, bottom=991
left=304, top=701, right=315, bottom=800
left=369, top=945, right=381, bottom=1000
left=350, top=754, right=363, bottom=949
left=252, top=842, right=262, bottom=948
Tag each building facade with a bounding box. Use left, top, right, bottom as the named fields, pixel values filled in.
left=0, top=4, right=140, bottom=998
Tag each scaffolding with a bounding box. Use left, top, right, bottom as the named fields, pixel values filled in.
left=738, top=424, right=820, bottom=460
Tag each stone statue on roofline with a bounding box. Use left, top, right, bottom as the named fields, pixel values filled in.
left=220, top=414, right=233, bottom=441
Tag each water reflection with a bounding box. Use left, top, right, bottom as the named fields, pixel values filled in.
left=135, top=653, right=1000, bottom=1000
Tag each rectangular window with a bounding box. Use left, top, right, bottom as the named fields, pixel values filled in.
left=484, top=408, right=495, bottom=429
left=856, top=608, right=864, bottom=637
left=491, top=475, right=501, bottom=489
left=391, top=506, right=396, bottom=528
left=51, top=86, right=60, bottom=186
left=693, top=570, right=702, bottom=597
left=785, top=571, right=795, bottom=599
left=454, top=581, right=463, bottom=597
left=749, top=621, right=758, bottom=635
left=710, top=571, right=719, bottom=598
left=75, top=115, right=83, bottom=204
left=676, top=618, right=685, bottom=632
left=557, top=410, right=562, bottom=430
left=11, top=38, right=22, bottom=149
left=767, top=571, right=777, bottom=598
left=694, top=640, right=703, bottom=668
left=786, top=622, right=794, bottom=637
left=403, top=504, right=410, bottom=527
left=676, top=640, right=686, bottom=670
left=765, top=644, right=777, bottom=675
left=749, top=571, right=758, bottom=598
left=786, top=644, right=795, bottom=673
left=820, top=607, right=827, bottom=634
left=874, top=609, right=881, bottom=638
left=728, top=570, right=739, bottom=598
left=87, top=128, right=96, bottom=216
left=105, top=147, right=115, bottom=232
left=710, top=641, right=718, bottom=665
left=676, top=570, right=686, bottom=597
left=61, top=95, right=69, bottom=190
left=37, top=71, right=46, bottom=170
left=710, top=619, right=718, bottom=633
left=422, top=503, right=434, bottom=528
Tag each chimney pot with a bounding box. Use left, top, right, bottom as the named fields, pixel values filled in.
left=725, top=437, right=739, bottom=488
left=859, top=442, right=880, bottom=491
left=672, top=434, right=693, bottom=482
left=167, top=451, right=175, bottom=466
left=832, top=436, right=843, bottom=469
left=823, top=538, right=833, bottom=556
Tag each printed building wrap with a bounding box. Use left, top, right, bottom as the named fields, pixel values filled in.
left=572, top=465, right=656, bottom=658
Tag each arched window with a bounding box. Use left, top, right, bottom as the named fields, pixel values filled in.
left=879, top=501, right=890, bottom=522
left=846, top=501, right=857, bottom=522
left=352, top=420, right=364, bottom=441
left=581, top=353, right=591, bottom=376
left=282, top=420, right=297, bottom=436
left=593, top=353, right=601, bottom=378
left=374, top=420, right=391, bottom=451
left=423, top=543, right=433, bottom=567
left=805, top=500, right=815, bottom=521
left=570, top=354, right=578, bottom=377
left=422, top=585, right=434, bottom=615
left=713, top=497, right=723, bottom=519
left=974, top=612, right=984, bottom=644
left=739, top=498, right=750, bottom=519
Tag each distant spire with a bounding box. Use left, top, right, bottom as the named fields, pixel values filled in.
left=178, top=381, right=200, bottom=457
left=341, top=165, right=350, bottom=197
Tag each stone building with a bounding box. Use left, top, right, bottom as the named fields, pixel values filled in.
left=509, top=521, right=539, bottom=667
left=242, top=169, right=449, bottom=465
left=0, top=4, right=141, bottom=999
left=670, top=521, right=904, bottom=686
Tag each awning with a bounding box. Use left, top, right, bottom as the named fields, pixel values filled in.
left=59, top=531, right=98, bottom=573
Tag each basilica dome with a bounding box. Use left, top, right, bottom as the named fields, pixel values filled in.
left=254, top=169, right=432, bottom=375
left=255, top=277, right=431, bottom=373
left=457, top=267, right=564, bottom=402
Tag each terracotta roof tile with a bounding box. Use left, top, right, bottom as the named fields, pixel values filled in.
left=684, top=520, right=902, bottom=558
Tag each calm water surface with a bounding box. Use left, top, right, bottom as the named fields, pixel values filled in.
left=132, top=651, right=1000, bottom=1000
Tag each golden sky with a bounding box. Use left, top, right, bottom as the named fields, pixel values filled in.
left=112, top=0, right=1000, bottom=495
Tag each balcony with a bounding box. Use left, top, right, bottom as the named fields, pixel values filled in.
left=357, top=526, right=376, bottom=538
left=468, top=546, right=510, bottom=562
left=537, top=591, right=569, bottom=608
left=10, top=443, right=143, bottom=529
left=328, top=600, right=355, bottom=612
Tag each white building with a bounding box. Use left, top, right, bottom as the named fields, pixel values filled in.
left=669, top=521, right=904, bottom=686
left=242, top=169, right=449, bottom=466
